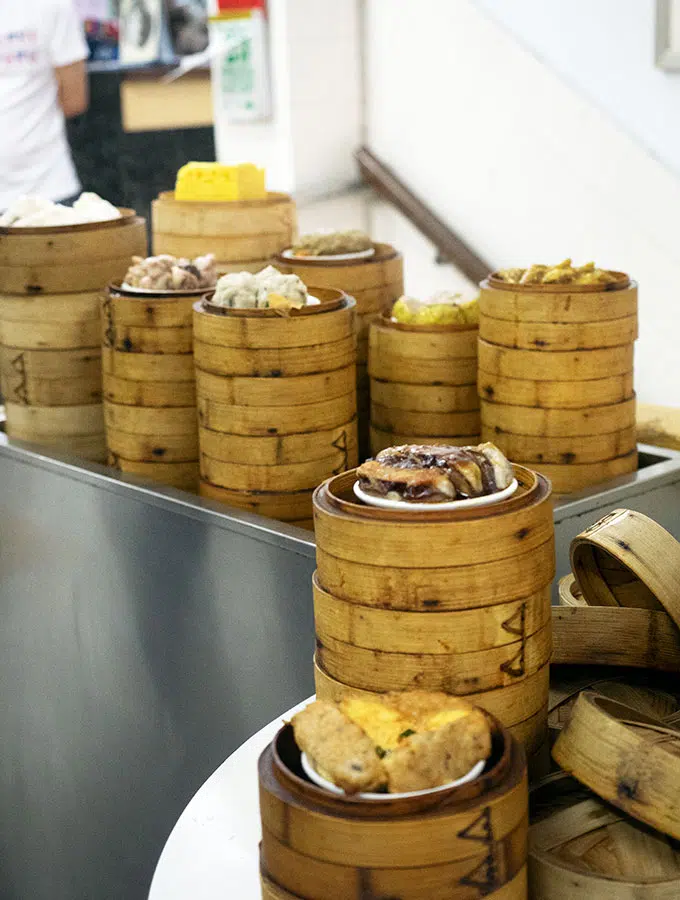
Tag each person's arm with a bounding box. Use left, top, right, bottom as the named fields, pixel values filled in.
left=55, top=59, right=88, bottom=118
left=49, top=1, right=89, bottom=116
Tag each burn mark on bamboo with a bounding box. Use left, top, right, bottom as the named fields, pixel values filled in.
left=151, top=447, right=166, bottom=457
left=122, top=337, right=134, bottom=352
left=532, top=339, right=548, bottom=347
left=332, top=429, right=349, bottom=474
left=102, top=295, right=115, bottom=348
left=616, top=538, right=632, bottom=552
left=561, top=452, right=576, bottom=464
left=516, top=527, right=530, bottom=540
left=617, top=776, right=639, bottom=801
left=422, top=599, right=440, bottom=608
left=483, top=384, right=495, bottom=398
left=502, top=603, right=526, bottom=638
left=25, top=284, right=43, bottom=294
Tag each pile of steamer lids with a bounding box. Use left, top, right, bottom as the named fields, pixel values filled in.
left=532, top=507, right=680, bottom=898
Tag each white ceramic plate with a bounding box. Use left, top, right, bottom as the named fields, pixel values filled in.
left=281, top=247, right=375, bottom=262
left=120, top=282, right=211, bottom=294
left=353, top=478, right=518, bottom=511
left=301, top=753, right=486, bottom=800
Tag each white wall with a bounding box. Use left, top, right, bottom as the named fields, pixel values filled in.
left=364, top=0, right=680, bottom=406
left=210, top=0, right=362, bottom=197
left=476, top=0, right=680, bottom=178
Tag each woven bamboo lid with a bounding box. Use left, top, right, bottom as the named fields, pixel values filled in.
left=571, top=509, right=680, bottom=626
left=552, top=692, right=680, bottom=838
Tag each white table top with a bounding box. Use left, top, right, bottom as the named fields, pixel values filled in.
left=148, top=698, right=311, bottom=900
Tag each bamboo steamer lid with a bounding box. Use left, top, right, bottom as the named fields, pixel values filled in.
left=0, top=346, right=101, bottom=381
left=313, top=465, right=553, bottom=568
left=193, top=290, right=355, bottom=349
left=479, top=313, right=638, bottom=351
left=478, top=370, right=635, bottom=409
left=193, top=334, right=356, bottom=378
left=316, top=536, right=555, bottom=610
left=316, top=620, right=552, bottom=694
left=479, top=277, right=637, bottom=323
left=101, top=346, right=194, bottom=382
left=552, top=692, right=680, bottom=839
left=370, top=380, right=480, bottom=413
left=103, top=373, right=196, bottom=408
left=314, top=656, right=549, bottom=757
left=520, top=452, right=638, bottom=495
left=548, top=666, right=680, bottom=732
left=106, top=428, right=198, bottom=463
left=199, top=480, right=315, bottom=521
left=551, top=604, right=680, bottom=672
left=1, top=369, right=101, bottom=406
left=197, top=393, right=356, bottom=437
left=103, top=400, right=197, bottom=436
left=314, top=575, right=551, bottom=655
left=200, top=449, right=357, bottom=492
left=571, top=509, right=680, bottom=624
left=483, top=426, right=637, bottom=465
left=372, top=403, right=481, bottom=436
left=0, top=212, right=146, bottom=293
left=481, top=397, right=636, bottom=437
left=198, top=420, right=357, bottom=466
left=108, top=454, right=198, bottom=490
left=529, top=771, right=680, bottom=900
left=4, top=401, right=104, bottom=436
left=194, top=365, right=355, bottom=407
left=274, top=244, right=403, bottom=316
left=478, top=338, right=634, bottom=381
left=370, top=427, right=478, bottom=455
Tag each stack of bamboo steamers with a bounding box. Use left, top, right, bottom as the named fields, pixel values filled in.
left=276, top=244, right=404, bottom=458
left=101, top=283, right=202, bottom=491
left=478, top=273, right=638, bottom=496
left=195, top=290, right=359, bottom=528
left=312, top=465, right=555, bottom=762
left=531, top=507, right=680, bottom=898
left=0, top=212, right=146, bottom=460
left=368, top=314, right=480, bottom=454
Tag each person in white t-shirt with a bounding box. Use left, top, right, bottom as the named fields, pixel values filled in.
left=0, top=0, right=89, bottom=210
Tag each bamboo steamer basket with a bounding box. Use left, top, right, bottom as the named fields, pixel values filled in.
left=103, top=374, right=195, bottom=408
left=479, top=313, right=638, bottom=351
left=552, top=575, right=680, bottom=671
left=478, top=370, right=634, bottom=409
left=483, top=426, right=637, bottom=465
left=101, top=346, right=194, bottom=382
left=529, top=771, right=680, bottom=899
left=313, top=466, right=553, bottom=569
left=478, top=339, right=634, bottom=382
left=314, top=656, right=550, bottom=760
left=107, top=454, right=198, bottom=490
left=199, top=480, right=315, bottom=522
left=571, top=509, right=680, bottom=623
left=193, top=334, right=356, bottom=378
left=553, top=692, right=680, bottom=839
left=195, top=290, right=357, bottom=522
left=152, top=191, right=296, bottom=270
left=0, top=211, right=146, bottom=293
left=479, top=276, right=637, bottom=323
left=259, top=716, right=528, bottom=899
left=275, top=245, right=403, bottom=458
left=368, top=316, right=480, bottom=454
left=512, top=452, right=637, bottom=495
left=103, top=401, right=196, bottom=436
left=481, top=397, right=636, bottom=437
left=106, top=428, right=198, bottom=463
left=0, top=211, right=146, bottom=459
left=102, top=283, right=200, bottom=354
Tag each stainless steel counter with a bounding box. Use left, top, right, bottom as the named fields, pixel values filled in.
left=1, top=425, right=679, bottom=900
